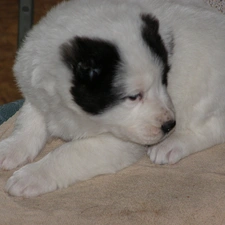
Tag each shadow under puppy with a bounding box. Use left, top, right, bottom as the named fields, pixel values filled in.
left=0, top=0, right=225, bottom=197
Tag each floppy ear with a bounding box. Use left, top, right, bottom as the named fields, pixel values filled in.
left=141, top=13, right=170, bottom=86
left=141, top=13, right=159, bottom=35
left=141, top=13, right=163, bottom=58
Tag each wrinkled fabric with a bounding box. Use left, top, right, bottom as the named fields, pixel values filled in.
left=0, top=111, right=225, bottom=225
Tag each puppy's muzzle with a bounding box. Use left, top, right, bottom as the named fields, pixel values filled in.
left=161, top=120, right=176, bottom=134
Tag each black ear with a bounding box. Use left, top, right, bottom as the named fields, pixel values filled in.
left=141, top=13, right=164, bottom=60
left=141, top=14, right=159, bottom=35
left=141, top=13, right=170, bottom=86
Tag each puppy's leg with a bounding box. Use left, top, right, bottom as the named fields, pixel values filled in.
left=0, top=101, right=48, bottom=170
left=148, top=117, right=224, bottom=164
left=5, top=134, right=146, bottom=197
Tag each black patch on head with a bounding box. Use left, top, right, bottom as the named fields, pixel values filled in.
left=141, top=14, right=170, bottom=86
left=60, top=37, right=123, bottom=115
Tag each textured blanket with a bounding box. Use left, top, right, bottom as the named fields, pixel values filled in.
left=204, top=0, right=225, bottom=13
left=1, top=112, right=225, bottom=225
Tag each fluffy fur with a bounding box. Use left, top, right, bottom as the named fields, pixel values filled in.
left=0, top=0, right=225, bottom=197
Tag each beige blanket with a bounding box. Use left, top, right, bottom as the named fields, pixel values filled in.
left=0, top=112, right=225, bottom=225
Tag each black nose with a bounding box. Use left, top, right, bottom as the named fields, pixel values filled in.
left=161, top=120, right=176, bottom=134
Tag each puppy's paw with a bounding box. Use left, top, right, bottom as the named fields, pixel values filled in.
left=5, top=163, right=58, bottom=197
left=0, top=140, right=32, bottom=170
left=147, top=137, right=186, bottom=164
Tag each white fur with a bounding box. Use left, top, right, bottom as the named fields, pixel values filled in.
left=1, top=0, right=225, bottom=197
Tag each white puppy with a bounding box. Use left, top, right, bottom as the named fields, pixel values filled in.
left=0, top=0, right=225, bottom=197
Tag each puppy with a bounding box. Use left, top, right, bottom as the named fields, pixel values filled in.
left=0, top=0, right=225, bottom=197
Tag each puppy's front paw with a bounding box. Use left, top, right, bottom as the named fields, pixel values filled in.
left=5, top=163, right=58, bottom=197
left=0, top=140, right=30, bottom=170
left=147, top=137, right=186, bottom=164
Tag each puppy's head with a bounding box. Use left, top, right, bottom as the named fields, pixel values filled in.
left=61, top=13, right=175, bottom=145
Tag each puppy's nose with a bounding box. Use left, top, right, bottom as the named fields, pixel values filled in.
left=161, top=120, right=176, bottom=134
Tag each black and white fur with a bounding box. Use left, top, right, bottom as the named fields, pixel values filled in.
left=0, top=0, right=225, bottom=197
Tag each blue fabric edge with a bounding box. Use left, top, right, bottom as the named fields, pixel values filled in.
left=0, top=99, right=25, bottom=126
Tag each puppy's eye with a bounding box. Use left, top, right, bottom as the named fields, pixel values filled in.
left=127, top=93, right=143, bottom=101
